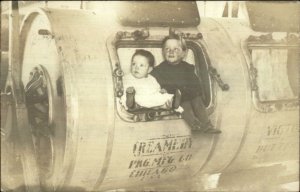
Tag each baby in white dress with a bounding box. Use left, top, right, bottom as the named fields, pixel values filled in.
left=120, top=49, right=182, bottom=111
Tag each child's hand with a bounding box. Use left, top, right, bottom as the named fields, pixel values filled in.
left=160, top=89, right=167, bottom=94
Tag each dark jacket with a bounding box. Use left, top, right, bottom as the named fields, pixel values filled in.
left=151, top=60, right=202, bottom=102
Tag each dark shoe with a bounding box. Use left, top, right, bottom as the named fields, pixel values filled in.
left=173, top=89, right=182, bottom=109
left=190, top=119, right=205, bottom=132
left=202, top=121, right=221, bottom=134
left=126, top=87, right=135, bottom=109
left=204, top=128, right=222, bottom=134
left=191, top=124, right=202, bottom=131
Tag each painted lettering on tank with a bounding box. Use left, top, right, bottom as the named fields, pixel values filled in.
left=252, top=123, right=299, bottom=163
left=129, top=135, right=193, bottom=180
left=133, top=136, right=192, bottom=156
left=129, top=165, right=177, bottom=180
left=266, top=124, right=299, bottom=137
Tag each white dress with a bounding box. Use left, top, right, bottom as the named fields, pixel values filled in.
left=120, top=74, right=174, bottom=109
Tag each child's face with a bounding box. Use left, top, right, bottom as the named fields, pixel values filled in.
left=131, top=55, right=152, bottom=79
left=163, top=39, right=185, bottom=65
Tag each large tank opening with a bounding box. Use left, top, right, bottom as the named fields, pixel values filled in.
left=111, top=40, right=212, bottom=122
left=246, top=33, right=299, bottom=112
left=248, top=43, right=299, bottom=101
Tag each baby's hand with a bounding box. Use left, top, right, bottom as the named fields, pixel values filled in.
left=160, top=89, right=167, bottom=94
left=126, top=87, right=135, bottom=94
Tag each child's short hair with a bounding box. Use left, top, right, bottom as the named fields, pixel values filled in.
left=162, top=34, right=187, bottom=51
left=131, top=49, right=155, bottom=67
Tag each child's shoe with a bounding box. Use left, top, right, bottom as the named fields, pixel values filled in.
left=192, top=120, right=221, bottom=134
left=202, top=121, right=221, bottom=134
left=190, top=119, right=203, bottom=131
left=126, top=87, right=135, bottom=109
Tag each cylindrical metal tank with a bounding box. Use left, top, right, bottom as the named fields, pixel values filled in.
left=3, top=5, right=298, bottom=191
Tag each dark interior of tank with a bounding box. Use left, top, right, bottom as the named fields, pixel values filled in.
left=115, top=39, right=212, bottom=122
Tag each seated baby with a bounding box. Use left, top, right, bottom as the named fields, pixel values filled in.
left=120, top=49, right=182, bottom=111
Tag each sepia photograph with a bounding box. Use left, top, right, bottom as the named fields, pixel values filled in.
left=1, top=1, right=299, bottom=191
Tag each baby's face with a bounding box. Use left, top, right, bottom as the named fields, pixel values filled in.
left=163, top=39, right=185, bottom=65
left=131, top=55, right=151, bottom=79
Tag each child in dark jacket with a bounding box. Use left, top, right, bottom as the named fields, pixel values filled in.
left=151, top=34, right=221, bottom=134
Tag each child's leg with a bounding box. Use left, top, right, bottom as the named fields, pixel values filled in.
left=126, top=87, right=135, bottom=109
left=181, top=101, right=201, bottom=130
left=191, top=96, right=221, bottom=134
left=190, top=96, right=210, bottom=124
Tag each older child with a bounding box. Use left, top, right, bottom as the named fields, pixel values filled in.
left=120, top=49, right=182, bottom=111
left=151, top=34, right=221, bottom=134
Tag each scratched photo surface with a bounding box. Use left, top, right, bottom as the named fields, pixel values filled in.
left=1, top=1, right=299, bottom=192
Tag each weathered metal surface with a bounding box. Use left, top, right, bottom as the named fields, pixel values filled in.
left=116, top=1, right=200, bottom=27
left=246, top=1, right=300, bottom=32
left=19, top=8, right=115, bottom=191
left=1, top=2, right=299, bottom=191
left=201, top=18, right=299, bottom=173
